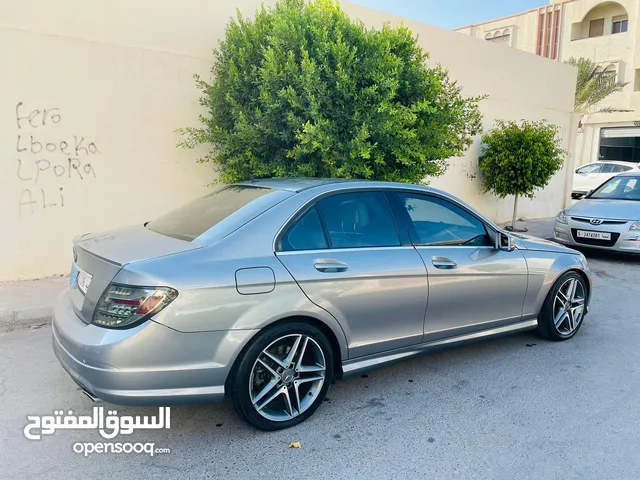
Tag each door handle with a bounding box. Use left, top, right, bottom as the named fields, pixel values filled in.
left=314, top=259, right=349, bottom=272
left=431, top=256, right=457, bottom=269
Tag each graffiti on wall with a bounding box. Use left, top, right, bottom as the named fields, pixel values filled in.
left=14, top=102, right=101, bottom=215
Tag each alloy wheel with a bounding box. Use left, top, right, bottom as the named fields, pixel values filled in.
left=249, top=334, right=326, bottom=422
left=553, top=277, right=586, bottom=336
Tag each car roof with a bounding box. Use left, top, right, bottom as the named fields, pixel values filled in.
left=233, top=177, right=440, bottom=193
left=616, top=171, right=640, bottom=177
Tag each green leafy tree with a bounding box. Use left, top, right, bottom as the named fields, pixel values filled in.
left=178, top=0, right=484, bottom=184
left=565, top=57, right=629, bottom=115
left=478, top=120, right=566, bottom=232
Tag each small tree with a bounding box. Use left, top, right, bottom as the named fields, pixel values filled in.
left=178, top=0, right=484, bottom=184
left=478, top=120, right=566, bottom=232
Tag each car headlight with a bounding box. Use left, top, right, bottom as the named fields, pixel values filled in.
left=556, top=209, right=568, bottom=224
left=92, top=284, right=178, bottom=329
left=630, top=221, right=640, bottom=231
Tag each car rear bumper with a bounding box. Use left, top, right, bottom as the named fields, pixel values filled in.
left=52, top=289, right=258, bottom=406
left=553, top=221, right=640, bottom=254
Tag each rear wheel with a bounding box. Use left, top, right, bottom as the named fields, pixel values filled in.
left=536, top=271, right=588, bottom=341
left=229, top=322, right=334, bottom=431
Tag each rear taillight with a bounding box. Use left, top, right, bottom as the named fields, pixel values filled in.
left=92, top=284, right=178, bottom=329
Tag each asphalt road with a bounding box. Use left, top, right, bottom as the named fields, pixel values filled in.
left=1, top=248, right=639, bottom=480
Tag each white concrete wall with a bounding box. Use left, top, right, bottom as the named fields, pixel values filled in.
left=0, top=0, right=577, bottom=281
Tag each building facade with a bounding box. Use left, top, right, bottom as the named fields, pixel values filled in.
left=456, top=0, right=640, bottom=168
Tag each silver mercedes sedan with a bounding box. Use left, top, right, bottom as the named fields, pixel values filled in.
left=53, top=178, right=593, bottom=430
left=554, top=172, right=640, bottom=254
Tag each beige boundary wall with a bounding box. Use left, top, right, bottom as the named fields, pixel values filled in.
left=0, top=0, right=577, bottom=281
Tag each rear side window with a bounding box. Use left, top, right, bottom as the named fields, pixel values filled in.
left=280, top=207, right=328, bottom=251
left=316, top=192, right=400, bottom=248
left=147, top=185, right=276, bottom=241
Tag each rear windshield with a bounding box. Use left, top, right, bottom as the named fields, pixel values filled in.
left=589, top=175, right=640, bottom=201
left=147, top=185, right=276, bottom=241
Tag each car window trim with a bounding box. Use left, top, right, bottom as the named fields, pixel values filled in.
left=274, top=188, right=407, bottom=253
left=388, top=190, right=496, bottom=248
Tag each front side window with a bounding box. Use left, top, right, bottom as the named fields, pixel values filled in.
left=280, top=207, right=328, bottom=251
left=395, top=193, right=492, bottom=247
left=577, top=164, right=602, bottom=174
left=316, top=192, right=400, bottom=249
left=590, top=176, right=640, bottom=200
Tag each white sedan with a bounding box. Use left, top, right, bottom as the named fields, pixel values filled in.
left=572, top=161, right=640, bottom=199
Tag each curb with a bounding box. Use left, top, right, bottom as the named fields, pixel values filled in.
left=0, top=306, right=53, bottom=332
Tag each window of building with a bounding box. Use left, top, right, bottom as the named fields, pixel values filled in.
left=545, top=11, right=553, bottom=57
left=536, top=7, right=562, bottom=59
left=486, top=29, right=510, bottom=44
left=613, top=15, right=628, bottom=34
left=537, top=12, right=545, bottom=55
left=552, top=9, right=561, bottom=59
left=589, top=18, right=605, bottom=38
left=602, top=65, right=617, bottom=81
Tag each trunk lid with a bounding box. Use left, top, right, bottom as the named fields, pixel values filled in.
left=70, top=225, right=202, bottom=323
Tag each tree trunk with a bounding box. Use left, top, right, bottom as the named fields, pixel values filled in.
left=512, top=194, right=519, bottom=231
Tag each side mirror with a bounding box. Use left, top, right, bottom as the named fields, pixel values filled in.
left=495, top=231, right=516, bottom=252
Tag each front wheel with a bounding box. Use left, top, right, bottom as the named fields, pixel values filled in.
left=536, top=271, right=588, bottom=341
left=229, top=322, right=334, bottom=431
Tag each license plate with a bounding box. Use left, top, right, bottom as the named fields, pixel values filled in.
left=77, top=269, right=93, bottom=295
left=577, top=230, right=611, bottom=240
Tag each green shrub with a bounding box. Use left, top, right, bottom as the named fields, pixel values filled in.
left=178, top=0, right=484, bottom=184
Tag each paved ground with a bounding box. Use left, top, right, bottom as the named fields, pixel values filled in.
left=1, top=227, right=640, bottom=479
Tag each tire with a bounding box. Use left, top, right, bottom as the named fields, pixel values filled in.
left=229, top=321, right=334, bottom=431
left=536, top=271, right=588, bottom=341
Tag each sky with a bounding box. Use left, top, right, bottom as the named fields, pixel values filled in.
left=351, top=0, right=545, bottom=30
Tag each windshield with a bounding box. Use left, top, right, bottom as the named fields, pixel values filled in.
left=588, top=175, right=640, bottom=201
left=577, top=164, right=601, bottom=174
left=147, top=185, right=276, bottom=241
